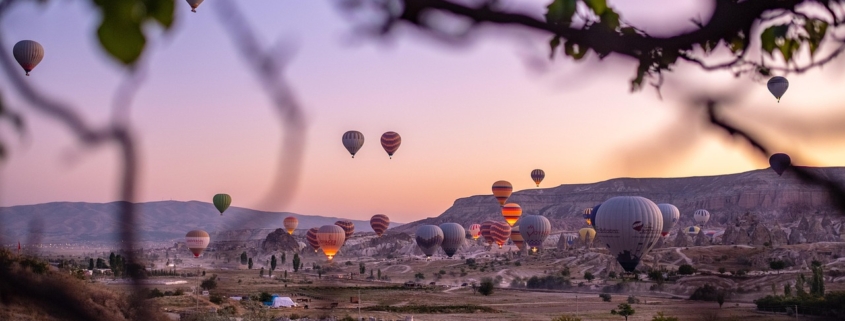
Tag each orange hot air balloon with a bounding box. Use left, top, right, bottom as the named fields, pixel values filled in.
left=283, top=216, right=298, bottom=235
left=317, top=225, right=346, bottom=260
left=185, top=230, right=210, bottom=258
left=489, top=222, right=511, bottom=249
left=370, top=214, right=390, bottom=237
left=306, top=227, right=320, bottom=252
left=501, top=203, right=522, bottom=227
left=380, top=131, right=402, bottom=159
left=491, top=180, right=513, bottom=206
left=510, top=225, right=525, bottom=251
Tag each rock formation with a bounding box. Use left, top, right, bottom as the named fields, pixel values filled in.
left=261, top=228, right=301, bottom=253
left=749, top=223, right=771, bottom=246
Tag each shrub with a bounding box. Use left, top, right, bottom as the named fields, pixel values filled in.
left=678, top=264, right=696, bottom=275
left=551, top=315, right=582, bottom=321
left=627, top=295, right=640, bottom=304
left=651, top=312, right=678, bottom=321
left=479, top=277, right=495, bottom=296
left=147, top=288, right=164, bottom=298
left=599, top=293, right=612, bottom=302
left=209, top=293, right=224, bottom=304
left=526, top=275, right=571, bottom=290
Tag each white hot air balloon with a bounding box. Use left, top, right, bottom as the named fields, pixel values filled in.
left=439, top=223, right=465, bottom=258
left=415, top=225, right=444, bottom=259
left=13, top=40, right=44, bottom=76
left=342, top=131, right=365, bottom=158
left=186, top=0, right=204, bottom=12
left=185, top=230, right=210, bottom=258
left=767, top=76, right=789, bottom=102
left=519, top=215, right=551, bottom=253
left=657, top=204, right=680, bottom=237
left=594, top=196, right=663, bottom=272
left=693, top=209, right=710, bottom=227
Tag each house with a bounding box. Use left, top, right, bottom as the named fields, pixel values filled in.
left=263, top=295, right=297, bottom=308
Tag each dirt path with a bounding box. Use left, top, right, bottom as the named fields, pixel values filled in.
left=673, top=247, right=692, bottom=265
left=384, top=264, right=411, bottom=274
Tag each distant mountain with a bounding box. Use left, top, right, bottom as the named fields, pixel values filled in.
left=0, top=201, right=393, bottom=243
left=393, top=167, right=845, bottom=234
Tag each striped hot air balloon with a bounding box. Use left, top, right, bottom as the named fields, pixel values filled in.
left=306, top=227, right=320, bottom=252
left=342, top=131, right=365, bottom=158
left=213, top=194, right=231, bottom=215
left=13, top=40, right=44, bottom=76
left=582, top=208, right=593, bottom=226
left=519, top=215, right=551, bottom=252
left=501, top=203, right=522, bottom=227
left=530, top=169, right=545, bottom=187
left=370, top=214, right=390, bottom=237
left=490, top=222, right=511, bottom=249
left=480, top=221, right=495, bottom=244
left=439, top=223, right=465, bottom=258
left=491, top=180, right=513, bottom=206
left=317, top=225, right=346, bottom=260
left=334, top=220, right=355, bottom=244
left=185, top=230, right=210, bottom=258
left=590, top=203, right=601, bottom=228
left=415, top=225, right=444, bottom=258
left=693, top=209, right=710, bottom=226
left=380, top=132, right=402, bottom=159
left=468, top=224, right=481, bottom=240
left=510, top=225, right=525, bottom=251
left=283, top=216, right=298, bottom=235
left=657, top=204, right=680, bottom=237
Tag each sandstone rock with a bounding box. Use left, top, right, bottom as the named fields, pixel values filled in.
left=749, top=223, right=771, bottom=246
left=261, top=228, right=301, bottom=253
left=674, top=231, right=693, bottom=247
left=694, top=230, right=709, bottom=246
left=788, top=229, right=807, bottom=245
left=771, top=226, right=789, bottom=246
left=734, top=228, right=752, bottom=245
left=797, top=216, right=811, bottom=231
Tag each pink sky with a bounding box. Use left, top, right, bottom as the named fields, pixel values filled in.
left=2, top=1, right=845, bottom=223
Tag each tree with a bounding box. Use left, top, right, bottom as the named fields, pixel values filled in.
left=240, top=252, right=248, bottom=265
left=88, top=258, right=94, bottom=271
left=651, top=312, right=679, bottom=321
left=260, top=267, right=264, bottom=277
left=716, top=291, right=726, bottom=308
left=479, top=277, right=495, bottom=296
left=600, top=293, right=612, bottom=302
left=470, top=281, right=478, bottom=295
left=769, top=260, right=786, bottom=274
left=281, top=252, right=286, bottom=265
left=647, top=270, right=664, bottom=285
left=810, top=264, right=825, bottom=296
left=270, top=255, right=277, bottom=276
left=248, top=258, right=253, bottom=270
left=284, top=270, right=288, bottom=279
left=377, top=269, right=382, bottom=280
left=718, top=267, right=726, bottom=274
left=796, top=274, right=807, bottom=296
left=551, top=315, right=582, bottom=321
left=584, top=271, right=595, bottom=282
left=292, top=254, right=300, bottom=272
left=201, top=275, right=217, bottom=291
left=359, top=262, right=366, bottom=275
left=415, top=272, right=425, bottom=280
left=611, top=303, right=635, bottom=320
left=678, top=264, right=696, bottom=275
left=784, top=283, right=792, bottom=297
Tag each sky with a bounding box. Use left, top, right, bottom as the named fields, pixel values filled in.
left=2, top=0, right=845, bottom=223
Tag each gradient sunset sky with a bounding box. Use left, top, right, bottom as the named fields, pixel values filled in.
left=2, top=0, right=845, bottom=223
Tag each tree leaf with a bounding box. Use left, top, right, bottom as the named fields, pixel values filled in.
left=600, top=8, right=620, bottom=31
left=760, top=25, right=788, bottom=57
left=145, top=0, right=175, bottom=28
left=90, top=0, right=175, bottom=66
left=545, top=0, right=577, bottom=27
left=803, top=19, right=828, bottom=57
left=583, top=0, right=607, bottom=15
left=564, top=40, right=589, bottom=60
left=549, top=35, right=561, bottom=59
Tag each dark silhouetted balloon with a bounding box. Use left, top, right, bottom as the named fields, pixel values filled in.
left=769, top=153, right=791, bottom=176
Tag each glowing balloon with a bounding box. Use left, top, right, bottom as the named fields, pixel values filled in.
left=306, top=227, right=320, bottom=252
left=283, top=216, right=298, bottom=235
left=491, top=180, right=513, bottom=206
left=582, top=208, right=593, bottom=226
left=415, top=225, right=444, bottom=258
left=213, top=194, right=231, bottom=215
left=594, top=196, right=663, bottom=272
left=519, top=215, right=551, bottom=252
left=370, top=214, right=390, bottom=237
left=380, top=131, right=401, bottom=159
left=185, top=230, right=210, bottom=258
left=490, top=222, right=511, bottom=249
left=501, top=203, right=522, bottom=227
left=439, top=223, right=465, bottom=258
left=530, top=169, right=545, bottom=187
left=13, top=40, right=44, bottom=76
left=317, top=225, right=346, bottom=260
left=767, top=76, right=789, bottom=102
left=342, top=131, right=365, bottom=158
left=468, top=224, right=481, bottom=240
left=769, top=153, right=791, bottom=176
left=657, top=204, right=680, bottom=237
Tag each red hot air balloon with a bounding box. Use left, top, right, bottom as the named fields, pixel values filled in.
left=501, top=203, right=522, bottom=227
left=306, top=227, right=320, bottom=252
left=480, top=221, right=495, bottom=245
left=334, top=220, right=355, bottom=244
left=370, top=214, right=390, bottom=237
left=317, top=225, right=346, bottom=260
left=510, top=225, right=525, bottom=251
left=489, top=222, right=511, bottom=249
left=769, top=153, right=791, bottom=176
left=283, top=216, right=298, bottom=235
left=380, top=132, right=402, bottom=159
left=468, top=224, right=481, bottom=240
left=491, top=181, right=513, bottom=206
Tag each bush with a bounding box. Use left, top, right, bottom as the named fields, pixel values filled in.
left=651, top=312, right=679, bottom=321
left=209, top=293, right=225, bottom=304
left=259, top=292, right=272, bottom=302
left=627, top=295, right=640, bottom=304
left=526, top=275, right=571, bottom=290
left=678, top=264, right=696, bottom=275
left=599, top=293, right=612, bottom=302
left=690, top=283, right=729, bottom=307
left=147, top=288, right=164, bottom=298
left=479, top=277, right=495, bottom=296
left=201, top=274, right=218, bottom=290
left=551, top=315, right=582, bottom=321
left=608, top=271, right=617, bottom=279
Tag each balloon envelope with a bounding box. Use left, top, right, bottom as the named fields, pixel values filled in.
left=370, top=214, right=390, bottom=237
left=510, top=225, right=525, bottom=251
left=594, top=196, right=663, bottom=272
left=13, top=40, right=44, bottom=76
left=686, top=226, right=701, bottom=236
left=480, top=221, right=495, bottom=244
left=415, top=225, right=444, bottom=258
left=186, top=0, right=204, bottom=12
left=490, top=222, right=511, bottom=249
left=283, top=216, right=298, bottom=235
left=439, top=223, right=465, bottom=258
left=380, top=132, right=402, bottom=158
left=519, top=215, right=551, bottom=251
left=578, top=227, right=596, bottom=244
left=530, top=169, right=545, bottom=187
left=582, top=208, right=593, bottom=226
left=501, top=203, right=522, bottom=227
left=342, top=131, right=365, bottom=158
left=657, top=204, right=680, bottom=237
left=590, top=203, right=601, bottom=228
left=334, top=220, right=355, bottom=243
left=767, top=76, right=789, bottom=102
left=213, top=194, right=232, bottom=215
left=693, top=209, right=710, bottom=226
left=769, top=153, right=791, bottom=176
left=468, top=224, right=481, bottom=240
left=491, top=181, right=513, bottom=206
left=185, top=230, right=210, bottom=258
left=306, top=227, right=320, bottom=252
left=317, top=225, right=346, bottom=260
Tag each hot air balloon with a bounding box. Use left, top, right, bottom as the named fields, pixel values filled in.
left=590, top=203, right=601, bottom=228
left=530, top=169, right=545, bottom=187
left=767, top=76, right=789, bottom=102
left=657, top=204, right=680, bottom=237
left=13, top=40, right=44, bottom=76
left=769, top=153, right=791, bottom=176
left=594, top=196, right=663, bottom=272
left=564, top=234, right=578, bottom=247
left=306, top=227, right=320, bottom=252
left=334, top=220, right=355, bottom=243
left=282, top=216, right=298, bottom=235
left=468, top=224, right=481, bottom=240
left=582, top=208, right=593, bottom=226
left=490, top=222, right=511, bottom=249
left=579, top=227, right=596, bottom=246
left=685, top=226, right=701, bottom=236
left=439, top=223, right=465, bottom=258
left=491, top=180, right=513, bottom=206
left=501, top=203, right=522, bottom=227
left=317, top=225, right=346, bottom=260
left=185, top=230, right=210, bottom=258
left=342, top=131, right=365, bottom=158
left=415, top=225, right=444, bottom=258
left=213, top=194, right=231, bottom=215
left=380, top=132, right=401, bottom=159
left=519, top=215, right=551, bottom=252
left=370, top=214, right=390, bottom=237
left=510, top=225, right=525, bottom=251
left=480, top=221, right=495, bottom=245
left=693, top=209, right=710, bottom=226
left=186, top=0, right=204, bottom=12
